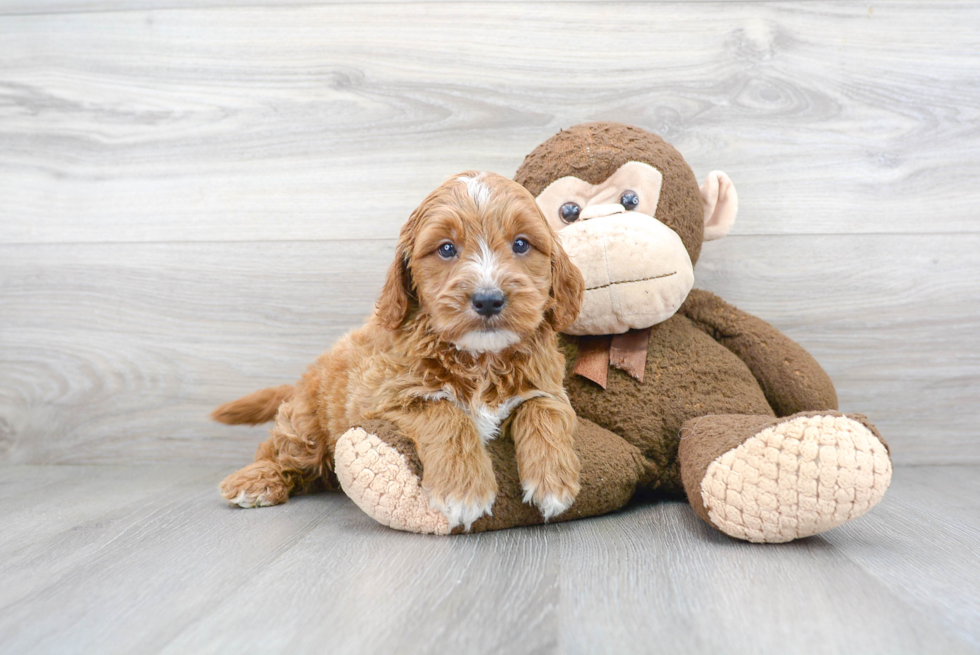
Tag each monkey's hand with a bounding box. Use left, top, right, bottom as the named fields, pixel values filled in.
left=679, top=289, right=838, bottom=416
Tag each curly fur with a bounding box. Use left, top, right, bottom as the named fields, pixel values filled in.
left=216, top=172, right=585, bottom=529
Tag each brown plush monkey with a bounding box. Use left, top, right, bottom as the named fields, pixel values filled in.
left=332, top=123, right=894, bottom=543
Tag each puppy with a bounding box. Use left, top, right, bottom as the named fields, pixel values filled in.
left=214, top=171, right=585, bottom=529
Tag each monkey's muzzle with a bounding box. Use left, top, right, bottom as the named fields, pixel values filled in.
left=557, top=213, right=695, bottom=335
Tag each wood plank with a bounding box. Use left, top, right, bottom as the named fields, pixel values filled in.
left=0, top=466, right=339, bottom=654
left=556, top=498, right=978, bottom=654
left=0, top=465, right=216, bottom=545
left=826, top=465, right=980, bottom=648
left=0, top=239, right=393, bottom=465
left=0, top=0, right=778, bottom=17
left=1, top=233, right=976, bottom=466
left=0, top=464, right=557, bottom=655
left=160, top=504, right=560, bottom=655
left=0, top=465, right=227, bottom=605
left=0, top=464, right=976, bottom=654
left=1, top=2, right=978, bottom=243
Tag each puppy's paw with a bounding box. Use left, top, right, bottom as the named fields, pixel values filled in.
left=219, top=461, right=289, bottom=508
left=518, top=445, right=581, bottom=521
left=421, top=447, right=497, bottom=531
left=521, top=483, right=575, bottom=521
left=429, top=494, right=496, bottom=532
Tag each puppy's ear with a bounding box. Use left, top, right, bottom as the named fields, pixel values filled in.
left=377, top=198, right=430, bottom=330
left=376, top=233, right=415, bottom=331
left=547, top=235, right=584, bottom=332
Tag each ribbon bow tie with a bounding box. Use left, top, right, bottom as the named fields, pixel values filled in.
left=572, top=327, right=652, bottom=388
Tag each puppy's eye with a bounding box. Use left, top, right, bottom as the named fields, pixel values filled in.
left=512, top=237, right=530, bottom=255
left=559, top=202, right=581, bottom=224
left=437, top=242, right=457, bottom=259
left=620, top=190, right=640, bottom=210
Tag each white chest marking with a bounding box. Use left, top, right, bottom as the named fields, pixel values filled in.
left=420, top=387, right=550, bottom=444
left=466, top=393, right=547, bottom=444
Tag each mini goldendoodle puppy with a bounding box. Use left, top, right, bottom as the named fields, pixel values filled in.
left=214, top=171, right=585, bottom=530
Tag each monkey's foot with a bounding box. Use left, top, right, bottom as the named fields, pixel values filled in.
left=334, top=424, right=451, bottom=535
left=680, top=412, right=892, bottom=543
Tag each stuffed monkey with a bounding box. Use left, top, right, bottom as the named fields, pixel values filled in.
left=279, top=123, right=894, bottom=543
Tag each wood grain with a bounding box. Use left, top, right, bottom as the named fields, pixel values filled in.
left=1, top=233, right=976, bottom=466
left=556, top=488, right=978, bottom=654
left=823, top=465, right=980, bottom=648
left=0, top=239, right=393, bottom=465
left=1, top=2, right=977, bottom=652
left=0, top=0, right=779, bottom=15
left=1, top=2, right=978, bottom=244
left=0, top=464, right=976, bottom=654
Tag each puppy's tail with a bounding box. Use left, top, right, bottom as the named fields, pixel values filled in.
left=211, top=384, right=294, bottom=425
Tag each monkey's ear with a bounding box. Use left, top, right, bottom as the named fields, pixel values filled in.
left=700, top=170, right=738, bottom=241
left=548, top=235, right=585, bottom=332
left=376, top=245, right=413, bottom=331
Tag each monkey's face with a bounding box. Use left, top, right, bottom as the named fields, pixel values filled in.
left=534, top=161, right=695, bottom=335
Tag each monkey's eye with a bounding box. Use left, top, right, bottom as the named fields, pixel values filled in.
left=437, top=242, right=457, bottom=259
left=559, top=202, right=581, bottom=223
left=620, top=190, right=640, bottom=210
left=512, top=237, right=530, bottom=254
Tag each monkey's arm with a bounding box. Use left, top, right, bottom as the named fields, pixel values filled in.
left=679, top=289, right=838, bottom=416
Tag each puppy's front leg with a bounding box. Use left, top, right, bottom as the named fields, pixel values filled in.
left=400, top=400, right=497, bottom=531
left=511, top=396, right=581, bottom=520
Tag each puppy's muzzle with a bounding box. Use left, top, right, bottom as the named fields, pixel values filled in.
left=472, top=288, right=506, bottom=317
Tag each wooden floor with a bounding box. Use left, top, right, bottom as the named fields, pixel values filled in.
left=2, top=1, right=979, bottom=653
left=0, top=464, right=977, bottom=654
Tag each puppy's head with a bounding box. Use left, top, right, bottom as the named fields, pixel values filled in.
left=377, top=171, right=584, bottom=353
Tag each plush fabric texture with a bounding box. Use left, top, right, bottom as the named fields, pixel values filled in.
left=557, top=212, right=696, bottom=336
left=329, top=122, right=892, bottom=542
left=699, top=170, right=738, bottom=241
left=335, top=421, right=451, bottom=535
left=680, top=289, right=839, bottom=417
left=337, top=313, right=891, bottom=539
left=679, top=412, right=892, bottom=543
left=534, top=161, right=665, bottom=223
left=562, top=312, right=776, bottom=495
left=514, top=122, right=706, bottom=266
left=336, top=418, right=651, bottom=533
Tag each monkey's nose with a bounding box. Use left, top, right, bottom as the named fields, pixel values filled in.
left=580, top=204, right=627, bottom=220
left=472, top=289, right=506, bottom=317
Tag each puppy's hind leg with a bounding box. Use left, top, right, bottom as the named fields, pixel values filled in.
left=219, top=394, right=333, bottom=508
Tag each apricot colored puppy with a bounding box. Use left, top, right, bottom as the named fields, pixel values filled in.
left=215, top=172, right=585, bottom=530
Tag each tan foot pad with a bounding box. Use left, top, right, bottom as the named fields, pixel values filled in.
left=701, top=415, right=892, bottom=543
left=335, top=428, right=451, bottom=535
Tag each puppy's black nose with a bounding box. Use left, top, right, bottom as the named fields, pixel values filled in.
left=472, top=289, right=506, bottom=317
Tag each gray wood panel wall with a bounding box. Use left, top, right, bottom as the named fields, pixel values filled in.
left=1, top=1, right=978, bottom=466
